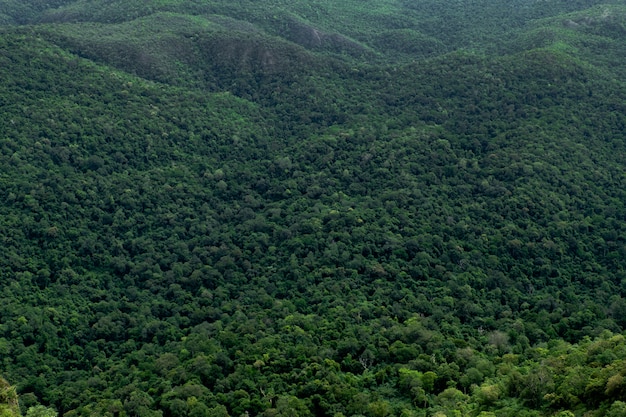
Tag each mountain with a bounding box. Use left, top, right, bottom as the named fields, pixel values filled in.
left=1, top=1, right=626, bottom=416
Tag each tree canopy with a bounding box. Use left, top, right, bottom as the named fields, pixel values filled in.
left=1, top=1, right=626, bottom=416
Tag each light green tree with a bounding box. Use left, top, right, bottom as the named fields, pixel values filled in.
left=606, top=401, right=626, bottom=417
left=0, top=377, right=19, bottom=417
left=25, top=406, right=58, bottom=417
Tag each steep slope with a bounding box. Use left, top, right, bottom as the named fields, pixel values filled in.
left=33, top=13, right=325, bottom=88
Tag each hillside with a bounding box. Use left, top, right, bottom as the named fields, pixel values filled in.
left=1, top=1, right=626, bottom=416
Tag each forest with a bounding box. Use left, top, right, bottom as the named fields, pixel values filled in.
left=1, top=0, right=626, bottom=416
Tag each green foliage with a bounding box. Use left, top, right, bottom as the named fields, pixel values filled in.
left=24, top=406, right=57, bottom=417
left=1, top=1, right=626, bottom=417
left=0, top=377, right=20, bottom=417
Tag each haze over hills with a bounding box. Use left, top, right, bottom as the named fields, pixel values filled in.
left=1, top=1, right=626, bottom=416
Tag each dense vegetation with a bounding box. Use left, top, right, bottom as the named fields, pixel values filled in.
left=2, top=0, right=626, bottom=416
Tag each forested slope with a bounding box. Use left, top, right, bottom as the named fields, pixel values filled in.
left=1, top=1, right=626, bottom=416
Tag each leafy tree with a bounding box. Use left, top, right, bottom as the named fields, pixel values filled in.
left=24, top=407, right=57, bottom=417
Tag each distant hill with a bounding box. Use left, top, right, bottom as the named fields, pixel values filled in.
left=2, top=0, right=624, bottom=62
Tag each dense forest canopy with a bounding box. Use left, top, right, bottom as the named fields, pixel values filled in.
left=1, top=0, right=626, bottom=416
